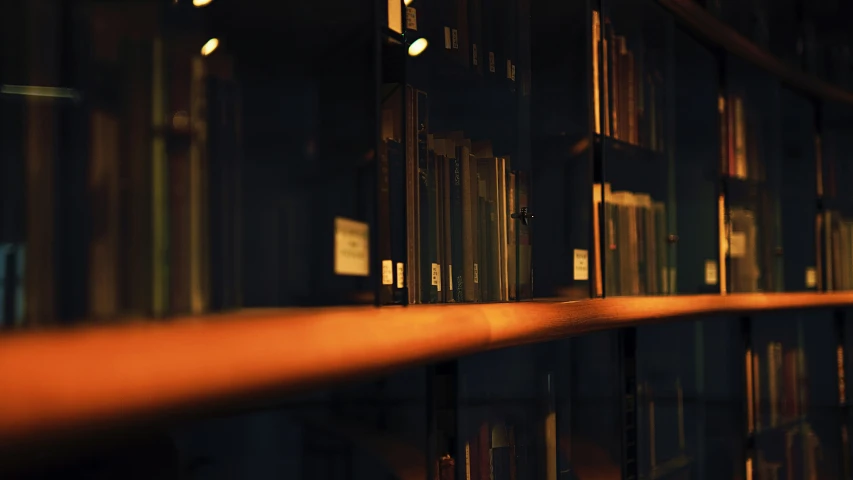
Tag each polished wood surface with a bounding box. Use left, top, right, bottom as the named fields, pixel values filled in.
left=658, top=0, right=853, bottom=105
left=2, top=292, right=853, bottom=448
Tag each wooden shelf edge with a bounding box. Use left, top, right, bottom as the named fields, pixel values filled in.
left=657, top=0, right=853, bottom=105
left=2, top=292, right=853, bottom=449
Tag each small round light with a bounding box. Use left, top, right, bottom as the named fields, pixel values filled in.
left=403, top=0, right=413, bottom=5
left=193, top=0, right=213, bottom=6
left=408, top=38, right=428, bottom=57
left=201, top=38, right=219, bottom=56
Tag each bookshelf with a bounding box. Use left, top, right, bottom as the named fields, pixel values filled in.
left=8, top=0, right=853, bottom=478
left=4, top=0, right=853, bottom=316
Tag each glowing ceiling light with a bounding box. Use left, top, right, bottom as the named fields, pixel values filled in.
left=404, top=0, right=414, bottom=5
left=408, top=38, right=428, bottom=57
left=201, top=38, right=219, bottom=56
left=193, top=0, right=213, bottom=6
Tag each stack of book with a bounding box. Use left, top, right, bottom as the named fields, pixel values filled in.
left=592, top=11, right=666, bottom=151
left=380, top=87, right=531, bottom=305
left=593, top=183, right=669, bottom=297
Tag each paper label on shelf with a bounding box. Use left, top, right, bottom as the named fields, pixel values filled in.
left=432, top=263, right=441, bottom=291
left=451, top=29, right=458, bottom=49
left=396, top=262, right=405, bottom=288
left=473, top=44, right=478, bottom=65
left=704, top=260, right=718, bottom=286
left=511, top=64, right=516, bottom=81
left=444, top=27, right=452, bottom=49
left=406, top=7, right=417, bottom=30
left=488, top=52, right=495, bottom=73
left=334, top=217, right=369, bottom=277
left=806, top=267, right=817, bottom=288
left=573, top=249, right=589, bottom=281
left=474, top=263, right=479, bottom=283
left=729, top=232, right=747, bottom=258
left=382, top=260, right=394, bottom=285
left=448, top=265, right=454, bottom=290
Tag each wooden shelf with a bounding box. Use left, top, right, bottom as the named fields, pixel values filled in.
left=657, top=0, right=853, bottom=105
left=3, top=292, right=853, bottom=457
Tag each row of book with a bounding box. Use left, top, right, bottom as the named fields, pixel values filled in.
left=389, top=0, right=522, bottom=87
left=723, top=94, right=756, bottom=180
left=592, top=11, right=666, bottom=152
left=593, top=183, right=671, bottom=297
left=382, top=87, right=532, bottom=305
left=827, top=211, right=853, bottom=291
left=81, top=8, right=243, bottom=319
left=750, top=343, right=822, bottom=480
left=753, top=343, right=808, bottom=430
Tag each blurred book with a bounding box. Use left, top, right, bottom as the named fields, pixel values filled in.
left=593, top=183, right=669, bottom=296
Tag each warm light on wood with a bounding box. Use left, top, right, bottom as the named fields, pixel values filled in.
left=3, top=293, right=853, bottom=453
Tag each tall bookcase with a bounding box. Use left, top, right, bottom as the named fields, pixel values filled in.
left=6, top=0, right=853, bottom=478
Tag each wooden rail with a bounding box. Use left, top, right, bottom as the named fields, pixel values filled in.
left=658, top=0, right=853, bottom=105
left=2, top=292, right=853, bottom=452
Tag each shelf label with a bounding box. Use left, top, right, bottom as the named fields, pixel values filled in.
left=488, top=52, right=495, bottom=73
left=474, top=263, right=479, bottom=283
left=451, top=29, right=458, bottom=49
left=573, top=249, right=589, bottom=281
left=382, top=260, right=394, bottom=285
left=334, top=217, right=369, bottom=277
left=729, top=231, right=747, bottom=258
left=511, top=64, right=516, bottom=82
left=397, top=262, right=405, bottom=288
left=432, top=263, right=441, bottom=291
left=406, top=7, right=417, bottom=31
left=704, top=260, right=718, bottom=286
left=806, top=267, right=817, bottom=288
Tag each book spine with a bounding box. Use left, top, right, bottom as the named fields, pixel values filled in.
left=451, top=152, right=465, bottom=301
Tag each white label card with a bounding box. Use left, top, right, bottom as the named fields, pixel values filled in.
left=382, top=260, right=394, bottom=285
left=451, top=29, right=458, bottom=49
left=432, top=263, right=441, bottom=291
left=806, top=267, right=817, bottom=288
left=704, top=260, right=718, bottom=286
left=573, top=249, right=589, bottom=281
left=473, top=263, right=479, bottom=283
left=334, top=217, right=369, bottom=277
left=396, top=262, right=405, bottom=289
left=729, top=232, right=747, bottom=258
left=406, top=7, right=417, bottom=30
left=488, top=52, right=495, bottom=73
left=444, top=27, right=452, bottom=49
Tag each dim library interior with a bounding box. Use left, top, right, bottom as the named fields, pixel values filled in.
left=7, top=0, right=853, bottom=478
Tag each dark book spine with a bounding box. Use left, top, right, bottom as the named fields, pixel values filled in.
left=478, top=191, right=489, bottom=301
left=378, top=138, right=394, bottom=305
left=450, top=155, right=465, bottom=301
left=419, top=142, right=433, bottom=302
left=389, top=141, right=407, bottom=303
left=426, top=149, right=439, bottom=302
left=207, top=79, right=243, bottom=310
